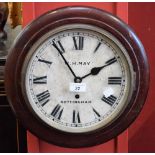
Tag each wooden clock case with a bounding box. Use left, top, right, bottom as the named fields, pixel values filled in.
left=5, top=6, right=149, bottom=148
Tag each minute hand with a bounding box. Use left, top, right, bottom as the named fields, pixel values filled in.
left=81, top=57, right=117, bottom=80
left=52, top=41, right=77, bottom=78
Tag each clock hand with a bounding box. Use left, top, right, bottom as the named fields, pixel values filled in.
left=81, top=57, right=117, bottom=80
left=52, top=41, right=77, bottom=78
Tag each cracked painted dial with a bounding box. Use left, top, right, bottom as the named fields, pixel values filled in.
left=24, top=25, right=132, bottom=133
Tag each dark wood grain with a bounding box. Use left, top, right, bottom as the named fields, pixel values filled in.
left=4, top=6, right=149, bottom=148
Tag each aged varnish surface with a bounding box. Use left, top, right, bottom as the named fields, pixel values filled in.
left=5, top=6, right=149, bottom=148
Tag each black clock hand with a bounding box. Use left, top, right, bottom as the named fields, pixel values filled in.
left=52, top=41, right=77, bottom=78
left=81, top=57, right=117, bottom=80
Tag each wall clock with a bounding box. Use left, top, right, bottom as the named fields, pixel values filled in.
left=5, top=6, right=149, bottom=148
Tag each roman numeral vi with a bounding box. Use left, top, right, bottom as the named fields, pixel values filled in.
left=72, top=110, right=81, bottom=123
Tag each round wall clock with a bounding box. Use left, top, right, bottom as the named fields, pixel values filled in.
left=5, top=6, right=149, bottom=148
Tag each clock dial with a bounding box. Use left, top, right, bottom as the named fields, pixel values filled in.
left=24, top=25, right=132, bottom=133
left=5, top=6, right=149, bottom=147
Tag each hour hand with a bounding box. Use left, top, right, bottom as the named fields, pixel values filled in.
left=81, top=57, right=117, bottom=80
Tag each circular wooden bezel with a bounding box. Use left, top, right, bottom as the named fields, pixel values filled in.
left=5, top=6, right=149, bottom=148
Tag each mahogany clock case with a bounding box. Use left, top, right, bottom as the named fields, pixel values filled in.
left=4, top=6, right=149, bottom=148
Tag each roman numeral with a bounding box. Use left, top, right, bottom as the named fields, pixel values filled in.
left=33, top=76, right=47, bottom=84
left=105, top=57, right=117, bottom=66
left=51, top=104, right=63, bottom=120
left=92, top=108, right=101, bottom=118
left=38, top=59, right=52, bottom=67
left=72, top=110, right=81, bottom=123
left=73, top=36, right=84, bottom=50
left=101, top=95, right=117, bottom=106
left=94, top=42, right=101, bottom=53
left=108, top=77, right=122, bottom=85
left=36, top=90, right=50, bottom=106
left=52, top=40, right=65, bottom=53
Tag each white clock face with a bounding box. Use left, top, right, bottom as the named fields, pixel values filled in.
left=23, top=25, right=133, bottom=133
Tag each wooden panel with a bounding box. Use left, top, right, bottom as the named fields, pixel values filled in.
left=128, top=3, right=155, bottom=152
left=22, top=2, right=116, bottom=25
left=0, top=106, right=17, bottom=152
left=0, top=96, right=27, bottom=153
left=22, top=2, right=128, bottom=153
